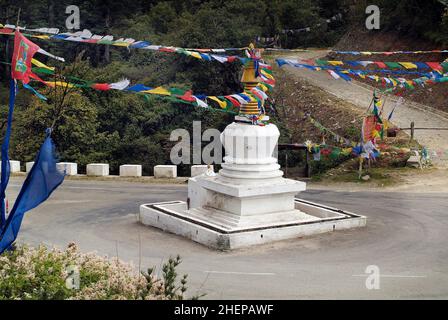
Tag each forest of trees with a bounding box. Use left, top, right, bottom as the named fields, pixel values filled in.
left=0, top=0, right=446, bottom=174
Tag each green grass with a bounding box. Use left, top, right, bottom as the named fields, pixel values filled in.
left=316, top=167, right=411, bottom=187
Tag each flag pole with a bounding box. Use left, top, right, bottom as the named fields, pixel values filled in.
left=16, top=8, right=21, bottom=28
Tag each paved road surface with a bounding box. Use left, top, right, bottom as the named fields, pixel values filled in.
left=276, top=51, right=448, bottom=165
left=8, top=177, right=448, bottom=299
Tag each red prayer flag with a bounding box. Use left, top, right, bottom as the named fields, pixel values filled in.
left=178, top=90, right=196, bottom=102
left=159, top=47, right=176, bottom=53
left=374, top=62, right=387, bottom=68
left=363, top=115, right=377, bottom=142
left=426, top=62, right=443, bottom=71
left=224, top=96, right=240, bottom=107
left=91, top=83, right=111, bottom=91
left=0, top=28, right=14, bottom=34
left=11, top=30, right=40, bottom=84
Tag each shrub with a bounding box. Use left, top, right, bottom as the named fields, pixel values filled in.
left=0, top=243, right=193, bottom=300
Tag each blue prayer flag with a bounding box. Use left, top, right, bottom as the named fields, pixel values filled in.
left=0, top=132, right=65, bottom=254
left=0, top=80, right=17, bottom=227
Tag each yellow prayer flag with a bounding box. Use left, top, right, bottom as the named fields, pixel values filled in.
left=327, top=61, right=344, bottom=66
left=144, top=87, right=171, bottom=96
left=247, top=94, right=257, bottom=102
left=260, top=69, right=274, bottom=79
left=190, top=52, right=202, bottom=59
left=113, top=42, right=131, bottom=47
left=45, top=81, right=74, bottom=88
left=399, top=62, right=417, bottom=69
left=32, top=59, right=55, bottom=71
left=208, top=96, right=226, bottom=109
left=31, top=35, right=50, bottom=40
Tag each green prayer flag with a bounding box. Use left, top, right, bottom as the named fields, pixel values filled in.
left=384, top=62, right=401, bottom=69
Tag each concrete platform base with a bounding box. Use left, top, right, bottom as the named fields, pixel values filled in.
left=139, top=199, right=366, bottom=250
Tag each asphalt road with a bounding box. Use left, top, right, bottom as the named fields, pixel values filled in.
left=7, top=177, right=448, bottom=299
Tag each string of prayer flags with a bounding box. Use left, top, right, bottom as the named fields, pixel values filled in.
left=281, top=13, right=343, bottom=34
left=276, top=59, right=437, bottom=77
left=383, top=73, right=448, bottom=93
left=28, top=60, right=273, bottom=114
left=0, top=22, right=249, bottom=54
left=304, top=141, right=364, bottom=162
left=277, top=58, right=448, bottom=92
left=332, top=49, right=448, bottom=55
left=308, top=116, right=359, bottom=147
left=6, top=31, right=275, bottom=116
left=0, top=24, right=249, bottom=64
left=314, top=59, right=448, bottom=72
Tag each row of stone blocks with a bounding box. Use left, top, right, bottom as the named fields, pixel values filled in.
left=3, top=161, right=211, bottom=178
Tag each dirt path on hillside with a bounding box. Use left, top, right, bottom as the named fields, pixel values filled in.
left=276, top=50, right=448, bottom=167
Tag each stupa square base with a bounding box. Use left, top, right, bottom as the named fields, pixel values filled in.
left=139, top=199, right=366, bottom=250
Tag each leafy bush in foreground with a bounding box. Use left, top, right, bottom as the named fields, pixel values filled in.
left=0, top=243, right=191, bottom=300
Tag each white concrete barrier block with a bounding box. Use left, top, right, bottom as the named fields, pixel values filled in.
left=119, top=165, right=142, bottom=177
left=191, top=165, right=213, bottom=177
left=57, top=162, right=78, bottom=175
left=86, top=163, right=109, bottom=176
left=154, top=165, right=177, bottom=178
left=26, top=161, right=35, bottom=173
left=10, top=160, right=21, bottom=173
left=0, top=160, right=22, bottom=173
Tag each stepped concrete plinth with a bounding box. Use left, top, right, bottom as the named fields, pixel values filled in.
left=140, top=121, right=366, bottom=250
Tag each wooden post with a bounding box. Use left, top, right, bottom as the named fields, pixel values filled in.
left=410, top=121, right=415, bottom=141
left=285, top=153, right=288, bottom=178
left=358, top=157, right=363, bottom=179
left=305, top=149, right=311, bottom=178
